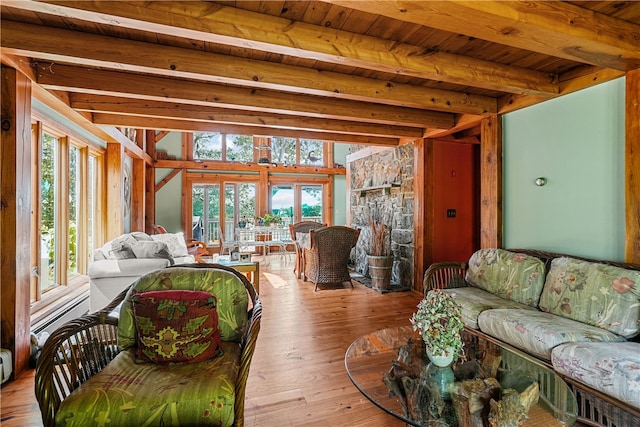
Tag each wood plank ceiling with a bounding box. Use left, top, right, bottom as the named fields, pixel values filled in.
left=1, top=1, right=639, bottom=146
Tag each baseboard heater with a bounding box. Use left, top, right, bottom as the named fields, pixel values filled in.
left=31, top=292, right=90, bottom=336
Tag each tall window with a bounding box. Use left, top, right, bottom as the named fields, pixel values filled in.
left=32, top=127, right=103, bottom=305
left=301, top=185, right=323, bottom=222
left=68, top=145, right=80, bottom=278
left=270, top=183, right=324, bottom=225
left=192, top=182, right=257, bottom=244
left=40, top=133, right=58, bottom=292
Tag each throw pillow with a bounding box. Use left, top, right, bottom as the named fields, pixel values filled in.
left=131, top=240, right=174, bottom=265
left=150, top=232, right=190, bottom=258
left=131, top=290, right=223, bottom=364
left=110, top=235, right=137, bottom=259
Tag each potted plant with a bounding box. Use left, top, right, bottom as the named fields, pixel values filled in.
left=261, top=213, right=282, bottom=227
left=410, top=289, right=464, bottom=367
left=367, top=218, right=393, bottom=290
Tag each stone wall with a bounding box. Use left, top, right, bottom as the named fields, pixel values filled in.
left=350, top=143, right=415, bottom=289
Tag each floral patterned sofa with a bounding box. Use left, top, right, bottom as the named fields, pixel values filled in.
left=424, top=248, right=640, bottom=426
left=35, top=264, right=261, bottom=427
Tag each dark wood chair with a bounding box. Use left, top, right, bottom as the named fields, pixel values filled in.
left=302, top=226, right=360, bottom=291
left=289, top=221, right=326, bottom=278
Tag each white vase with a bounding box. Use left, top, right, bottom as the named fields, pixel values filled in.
left=426, top=348, right=454, bottom=367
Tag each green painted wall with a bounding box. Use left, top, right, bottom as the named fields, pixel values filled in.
left=155, top=132, right=184, bottom=233
left=332, top=143, right=349, bottom=225
left=503, top=78, right=626, bottom=261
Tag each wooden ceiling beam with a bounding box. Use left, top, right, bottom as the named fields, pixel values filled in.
left=92, top=113, right=400, bottom=146
left=68, top=94, right=424, bottom=139
left=1, top=20, right=495, bottom=115
left=498, top=66, right=625, bottom=114
left=33, top=63, right=454, bottom=129
left=6, top=1, right=558, bottom=96
left=327, top=1, right=640, bottom=71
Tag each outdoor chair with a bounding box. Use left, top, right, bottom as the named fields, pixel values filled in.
left=289, top=221, right=326, bottom=278
left=35, top=263, right=261, bottom=427
left=302, top=226, right=360, bottom=291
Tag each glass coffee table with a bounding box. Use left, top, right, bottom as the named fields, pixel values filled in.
left=345, top=326, right=577, bottom=426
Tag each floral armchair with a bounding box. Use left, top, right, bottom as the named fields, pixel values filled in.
left=35, top=264, right=261, bottom=427
left=302, top=226, right=360, bottom=291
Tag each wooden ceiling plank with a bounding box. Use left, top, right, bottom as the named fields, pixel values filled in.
left=33, top=63, right=454, bottom=128
left=327, top=0, right=640, bottom=71
left=93, top=113, right=401, bottom=146
left=6, top=0, right=558, bottom=96
left=69, top=94, right=424, bottom=138
left=0, top=20, right=495, bottom=115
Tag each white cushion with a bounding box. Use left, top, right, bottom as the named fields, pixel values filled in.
left=150, top=232, right=189, bottom=258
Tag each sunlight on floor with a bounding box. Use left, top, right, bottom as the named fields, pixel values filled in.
left=263, top=272, right=289, bottom=289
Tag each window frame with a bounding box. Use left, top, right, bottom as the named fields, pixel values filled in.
left=30, top=120, right=104, bottom=313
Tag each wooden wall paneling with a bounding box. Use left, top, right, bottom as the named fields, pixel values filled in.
left=258, top=169, right=269, bottom=216
left=325, top=180, right=334, bottom=226
left=56, top=137, right=70, bottom=283
left=31, top=122, right=42, bottom=301
left=78, top=147, right=89, bottom=274
left=626, top=68, right=640, bottom=264
left=144, top=129, right=156, bottom=234
left=130, top=157, right=144, bottom=231
left=0, top=66, right=32, bottom=379
left=480, top=115, right=503, bottom=249
left=105, top=142, right=123, bottom=240
left=182, top=132, right=191, bottom=161
left=414, top=138, right=433, bottom=294
left=135, top=127, right=144, bottom=150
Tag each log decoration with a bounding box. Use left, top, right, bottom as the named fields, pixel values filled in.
left=382, top=338, right=540, bottom=427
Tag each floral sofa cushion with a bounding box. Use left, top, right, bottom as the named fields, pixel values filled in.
left=552, top=342, right=640, bottom=410
left=539, top=257, right=640, bottom=338
left=442, top=287, right=537, bottom=330
left=56, top=344, right=241, bottom=427
left=477, top=309, right=626, bottom=361
left=119, top=267, right=250, bottom=351
left=466, top=249, right=546, bottom=307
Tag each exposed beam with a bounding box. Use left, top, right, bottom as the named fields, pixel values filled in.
left=498, top=66, right=624, bottom=115
left=155, top=160, right=347, bottom=176
left=326, top=0, right=640, bottom=71
left=33, top=63, right=454, bottom=129
left=69, top=94, right=424, bottom=139
left=1, top=20, right=496, bottom=115
left=92, top=113, right=400, bottom=146
left=7, top=0, right=558, bottom=96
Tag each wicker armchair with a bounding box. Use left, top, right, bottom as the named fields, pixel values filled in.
left=422, top=261, right=468, bottom=294
left=35, top=263, right=261, bottom=427
left=289, top=221, right=326, bottom=278
left=302, top=226, right=360, bottom=291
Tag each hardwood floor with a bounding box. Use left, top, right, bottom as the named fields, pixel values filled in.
left=1, top=258, right=423, bottom=426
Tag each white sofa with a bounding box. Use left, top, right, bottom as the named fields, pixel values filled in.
left=88, top=231, right=196, bottom=311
